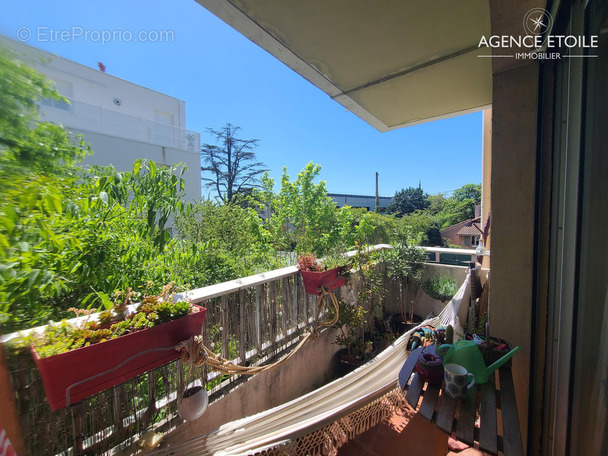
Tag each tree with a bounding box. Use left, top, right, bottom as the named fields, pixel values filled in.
left=386, top=186, right=429, bottom=217
left=427, top=194, right=445, bottom=215
left=201, top=123, right=268, bottom=203
left=438, top=183, right=482, bottom=228
left=452, top=183, right=481, bottom=203
left=253, top=162, right=338, bottom=255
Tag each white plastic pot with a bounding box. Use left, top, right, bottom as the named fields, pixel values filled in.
left=178, top=386, right=208, bottom=421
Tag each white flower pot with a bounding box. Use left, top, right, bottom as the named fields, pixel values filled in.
left=178, top=386, right=208, bottom=421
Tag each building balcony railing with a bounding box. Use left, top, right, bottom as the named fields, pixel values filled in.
left=39, top=97, right=201, bottom=153
left=3, top=245, right=474, bottom=455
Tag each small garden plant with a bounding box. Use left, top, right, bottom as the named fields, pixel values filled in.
left=9, top=282, right=196, bottom=358
left=296, top=253, right=323, bottom=272
left=327, top=298, right=368, bottom=360
left=422, top=276, right=459, bottom=302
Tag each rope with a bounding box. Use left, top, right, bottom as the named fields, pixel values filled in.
left=175, top=287, right=341, bottom=377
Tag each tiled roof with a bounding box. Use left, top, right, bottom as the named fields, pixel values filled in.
left=457, top=223, right=483, bottom=236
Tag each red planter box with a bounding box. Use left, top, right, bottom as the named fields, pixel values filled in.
left=300, top=268, right=346, bottom=295
left=32, top=305, right=206, bottom=411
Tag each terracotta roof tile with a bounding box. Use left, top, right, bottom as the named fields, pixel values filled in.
left=457, top=224, right=483, bottom=236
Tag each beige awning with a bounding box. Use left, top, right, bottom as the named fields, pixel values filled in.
left=195, top=0, right=492, bottom=131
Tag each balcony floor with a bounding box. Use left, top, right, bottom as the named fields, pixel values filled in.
left=336, top=406, right=484, bottom=456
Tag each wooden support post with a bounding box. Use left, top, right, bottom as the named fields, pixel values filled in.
left=113, top=386, right=123, bottom=430
left=221, top=295, right=229, bottom=359
left=239, top=289, right=247, bottom=363
left=282, top=277, right=290, bottom=333
left=71, top=403, right=85, bottom=455
left=270, top=281, right=277, bottom=350
left=147, top=370, right=157, bottom=418
left=255, top=285, right=262, bottom=352
left=291, top=276, right=298, bottom=327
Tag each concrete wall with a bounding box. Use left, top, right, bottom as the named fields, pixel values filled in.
left=164, top=327, right=341, bottom=444
left=2, top=37, right=186, bottom=129
left=488, top=58, right=539, bottom=450
left=382, top=263, right=469, bottom=324
left=1, top=36, right=201, bottom=203
left=70, top=129, right=201, bottom=204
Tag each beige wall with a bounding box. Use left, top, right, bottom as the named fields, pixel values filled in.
left=481, top=109, right=492, bottom=269
left=489, top=61, right=539, bottom=448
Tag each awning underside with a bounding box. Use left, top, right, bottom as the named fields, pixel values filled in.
left=196, top=0, right=492, bottom=131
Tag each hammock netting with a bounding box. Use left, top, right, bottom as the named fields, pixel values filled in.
left=153, top=275, right=471, bottom=456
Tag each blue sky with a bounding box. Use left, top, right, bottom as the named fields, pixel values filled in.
left=0, top=0, right=482, bottom=198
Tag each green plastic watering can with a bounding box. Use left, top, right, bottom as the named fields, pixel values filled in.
left=438, top=339, right=520, bottom=384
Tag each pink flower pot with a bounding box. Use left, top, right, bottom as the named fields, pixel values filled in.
left=32, top=305, right=206, bottom=410
left=300, top=268, right=347, bottom=295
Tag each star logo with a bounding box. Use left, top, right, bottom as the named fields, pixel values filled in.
left=523, top=8, right=553, bottom=36
left=530, top=14, right=546, bottom=32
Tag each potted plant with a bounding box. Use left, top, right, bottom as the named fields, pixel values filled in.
left=421, top=276, right=459, bottom=303
left=10, top=283, right=206, bottom=410
left=297, top=252, right=350, bottom=295
left=325, top=298, right=375, bottom=377
left=383, top=240, right=426, bottom=332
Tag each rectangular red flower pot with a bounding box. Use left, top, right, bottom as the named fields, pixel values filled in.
left=32, top=305, right=206, bottom=411
left=300, top=268, right=346, bottom=295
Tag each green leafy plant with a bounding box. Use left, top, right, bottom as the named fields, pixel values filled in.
left=383, top=232, right=426, bottom=323
left=422, top=276, right=459, bottom=302
left=8, top=284, right=196, bottom=358
left=327, top=299, right=368, bottom=359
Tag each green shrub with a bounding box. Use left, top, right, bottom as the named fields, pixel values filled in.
left=422, top=276, right=459, bottom=302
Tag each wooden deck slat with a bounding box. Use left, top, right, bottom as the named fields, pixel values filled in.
left=400, top=349, right=524, bottom=456
left=419, top=383, right=440, bottom=420
left=455, top=382, right=477, bottom=446
left=436, top=394, right=457, bottom=434
left=499, top=368, right=525, bottom=456
left=479, top=373, right=498, bottom=455
left=406, top=373, right=424, bottom=409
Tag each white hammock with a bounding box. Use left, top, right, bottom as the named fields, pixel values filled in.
left=155, top=275, right=471, bottom=456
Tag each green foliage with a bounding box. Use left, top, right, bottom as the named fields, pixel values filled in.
left=422, top=276, right=459, bottom=302
left=427, top=194, right=446, bottom=215
left=7, top=286, right=196, bottom=358
left=453, top=183, right=481, bottom=203
left=173, top=200, right=279, bottom=275
left=254, top=163, right=339, bottom=255
left=327, top=299, right=367, bottom=356
left=402, top=210, right=443, bottom=247
left=386, top=186, right=429, bottom=217
left=0, top=45, right=64, bottom=156
left=437, top=183, right=481, bottom=228
left=383, top=232, right=426, bottom=321
left=0, top=44, right=197, bottom=332
left=1, top=42, right=455, bottom=336
left=386, top=183, right=481, bottom=234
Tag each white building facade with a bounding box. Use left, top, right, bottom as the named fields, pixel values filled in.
left=2, top=37, right=201, bottom=203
